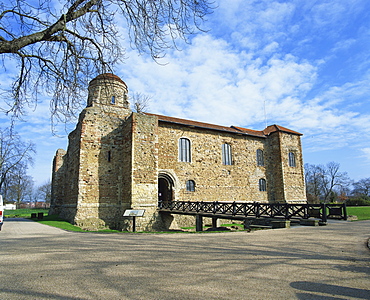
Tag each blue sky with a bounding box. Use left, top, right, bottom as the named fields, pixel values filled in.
left=1, top=0, right=370, bottom=186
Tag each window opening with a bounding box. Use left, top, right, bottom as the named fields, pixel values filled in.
left=186, top=180, right=195, bottom=192
left=256, top=149, right=264, bottom=166
left=289, top=152, right=296, bottom=167
left=179, top=138, right=191, bottom=162
left=259, top=178, right=266, bottom=192
left=222, top=143, right=232, bottom=165
left=111, top=96, right=116, bottom=105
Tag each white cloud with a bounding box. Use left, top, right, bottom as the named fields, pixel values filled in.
left=360, top=148, right=370, bottom=163
left=2, top=0, right=370, bottom=184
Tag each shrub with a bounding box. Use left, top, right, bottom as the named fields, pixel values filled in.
left=346, top=197, right=370, bottom=206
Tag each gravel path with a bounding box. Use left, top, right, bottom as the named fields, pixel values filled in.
left=0, top=218, right=369, bottom=300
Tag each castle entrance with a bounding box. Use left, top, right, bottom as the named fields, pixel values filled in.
left=158, top=174, right=174, bottom=205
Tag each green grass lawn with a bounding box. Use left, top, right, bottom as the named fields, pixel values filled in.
left=346, top=206, right=370, bottom=221
left=35, top=214, right=87, bottom=232
left=3, top=209, right=108, bottom=232
left=4, top=208, right=49, bottom=218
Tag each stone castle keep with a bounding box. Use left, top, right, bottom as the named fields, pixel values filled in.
left=50, top=73, right=306, bottom=231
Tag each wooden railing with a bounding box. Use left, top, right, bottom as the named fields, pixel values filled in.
left=158, top=201, right=347, bottom=223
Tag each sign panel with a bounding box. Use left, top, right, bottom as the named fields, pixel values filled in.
left=123, top=209, right=145, bottom=217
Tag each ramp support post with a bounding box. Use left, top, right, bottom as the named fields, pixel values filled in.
left=196, top=215, right=203, bottom=231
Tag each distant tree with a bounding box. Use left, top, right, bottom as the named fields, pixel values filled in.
left=304, top=163, right=324, bottom=203
left=0, top=0, right=214, bottom=121
left=0, top=128, right=35, bottom=195
left=337, top=191, right=349, bottom=203
left=321, top=162, right=351, bottom=202
left=131, top=93, right=151, bottom=113
left=36, top=181, right=52, bottom=204
left=5, top=163, right=34, bottom=206
left=305, top=162, right=351, bottom=203
left=352, top=177, right=370, bottom=197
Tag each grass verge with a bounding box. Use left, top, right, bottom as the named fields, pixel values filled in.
left=346, top=206, right=370, bottom=221
left=35, top=214, right=123, bottom=232
left=4, top=208, right=49, bottom=218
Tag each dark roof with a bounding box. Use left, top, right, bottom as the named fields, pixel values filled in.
left=263, top=124, right=302, bottom=136
left=145, top=113, right=302, bottom=137
left=89, top=73, right=127, bottom=88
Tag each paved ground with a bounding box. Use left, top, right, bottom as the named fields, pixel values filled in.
left=0, top=218, right=369, bottom=300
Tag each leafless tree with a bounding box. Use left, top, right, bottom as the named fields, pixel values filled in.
left=5, top=163, right=34, bottom=206
left=304, top=163, right=324, bottom=203
left=36, top=180, right=52, bottom=204
left=305, top=162, right=351, bottom=203
left=352, top=177, right=370, bottom=197
left=0, top=0, right=214, bottom=122
left=0, top=127, right=35, bottom=194
left=131, top=92, right=151, bottom=113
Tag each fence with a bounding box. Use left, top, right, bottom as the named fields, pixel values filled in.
left=158, top=201, right=347, bottom=223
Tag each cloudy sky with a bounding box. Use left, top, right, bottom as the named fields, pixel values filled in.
left=1, top=0, right=370, bottom=186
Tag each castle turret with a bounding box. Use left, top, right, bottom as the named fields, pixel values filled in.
left=87, top=73, right=130, bottom=114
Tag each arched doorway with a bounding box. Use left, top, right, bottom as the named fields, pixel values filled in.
left=158, top=173, right=174, bottom=205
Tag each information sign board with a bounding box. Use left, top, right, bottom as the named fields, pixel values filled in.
left=123, top=209, right=145, bottom=217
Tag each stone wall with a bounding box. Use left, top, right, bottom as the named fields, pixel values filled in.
left=73, top=106, right=129, bottom=229
left=278, top=132, right=306, bottom=202
left=156, top=122, right=269, bottom=203
left=50, top=73, right=306, bottom=232
left=129, top=113, right=174, bottom=231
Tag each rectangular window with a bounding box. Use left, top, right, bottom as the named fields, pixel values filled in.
left=186, top=180, right=195, bottom=192
left=259, top=178, right=266, bottom=191
left=222, top=143, right=232, bottom=165
left=179, top=138, right=191, bottom=162
left=289, top=152, right=296, bottom=167
left=257, top=149, right=264, bottom=166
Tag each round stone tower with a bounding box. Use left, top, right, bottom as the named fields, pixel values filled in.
left=87, top=73, right=130, bottom=109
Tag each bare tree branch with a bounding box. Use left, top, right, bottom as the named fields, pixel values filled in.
left=131, top=92, right=151, bottom=113
left=0, top=127, right=36, bottom=193
left=0, top=0, right=214, bottom=123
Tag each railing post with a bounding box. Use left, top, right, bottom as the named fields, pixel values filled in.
left=196, top=215, right=203, bottom=231
left=213, top=201, right=218, bottom=214
left=343, top=203, right=347, bottom=220
left=255, top=202, right=260, bottom=218
left=321, top=203, right=327, bottom=223
left=304, top=203, right=309, bottom=219
left=285, top=203, right=289, bottom=219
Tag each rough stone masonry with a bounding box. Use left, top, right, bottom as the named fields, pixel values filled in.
left=50, top=73, right=306, bottom=231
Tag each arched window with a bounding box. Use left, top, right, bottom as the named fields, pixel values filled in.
left=179, top=138, right=191, bottom=162
left=222, top=143, right=232, bottom=165
left=289, top=152, right=296, bottom=167
left=111, top=96, right=116, bottom=104
left=256, top=149, right=264, bottom=166
left=259, top=178, right=267, bottom=192
left=186, top=180, right=195, bottom=192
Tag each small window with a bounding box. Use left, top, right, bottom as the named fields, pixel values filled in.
left=186, top=180, right=195, bottom=192
left=222, top=143, right=232, bottom=165
left=107, top=151, right=111, bottom=162
left=111, top=96, right=116, bottom=104
left=289, top=152, right=296, bottom=167
left=179, top=138, right=191, bottom=162
left=259, top=178, right=266, bottom=192
left=256, top=149, right=264, bottom=166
